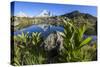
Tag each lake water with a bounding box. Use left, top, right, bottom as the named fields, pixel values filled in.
left=14, top=24, right=64, bottom=37
left=13, top=24, right=97, bottom=41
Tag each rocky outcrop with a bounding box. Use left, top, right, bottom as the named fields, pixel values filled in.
left=40, top=32, right=64, bottom=63
left=43, top=32, right=63, bottom=51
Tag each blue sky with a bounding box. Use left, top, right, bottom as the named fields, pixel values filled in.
left=11, top=1, right=97, bottom=17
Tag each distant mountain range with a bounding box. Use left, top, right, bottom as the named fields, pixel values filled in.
left=16, top=10, right=53, bottom=17
left=61, top=10, right=97, bottom=24
left=35, top=10, right=97, bottom=25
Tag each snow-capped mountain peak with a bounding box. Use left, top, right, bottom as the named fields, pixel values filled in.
left=37, top=10, right=52, bottom=17
left=17, top=11, right=28, bottom=17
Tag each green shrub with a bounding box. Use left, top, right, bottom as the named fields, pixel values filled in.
left=12, top=32, right=46, bottom=65
left=59, top=18, right=93, bottom=62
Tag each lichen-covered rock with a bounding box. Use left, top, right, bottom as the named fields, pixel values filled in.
left=41, top=31, right=63, bottom=63
left=43, top=32, right=63, bottom=51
